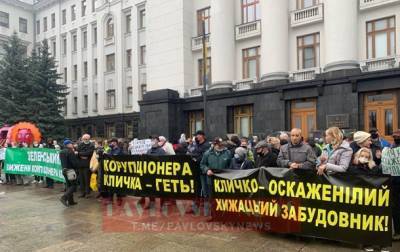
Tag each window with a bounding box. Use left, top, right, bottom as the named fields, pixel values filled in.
left=73, top=97, right=78, bottom=114
left=127, top=87, right=133, bottom=106
left=36, top=20, right=40, bottom=34
left=126, top=14, right=131, bottom=33
left=198, top=57, right=211, bottom=86
left=140, top=46, right=146, bottom=65
left=62, top=36, right=67, bottom=55
left=52, top=41, right=56, bottom=57
left=73, top=65, right=77, bottom=81
left=106, top=18, right=114, bottom=38
left=125, top=122, right=134, bottom=139
left=62, top=9, right=66, bottom=25
left=94, top=93, right=98, bottom=111
left=228, top=105, right=253, bottom=137
left=297, top=33, right=320, bottom=69
left=19, top=18, right=27, bottom=33
left=0, top=11, right=9, bottom=28
left=197, top=7, right=210, bottom=36
left=64, top=67, right=67, bottom=82
left=92, top=0, right=96, bottom=12
left=43, top=17, right=47, bottom=32
left=105, top=123, right=116, bottom=138
left=188, top=111, right=204, bottom=137
left=82, top=30, right=87, bottom=49
left=72, top=33, right=77, bottom=52
left=242, top=47, right=260, bottom=79
left=81, top=0, right=87, bottom=17
left=106, top=90, right=116, bottom=109
left=51, top=13, right=55, bottom=28
left=83, top=95, right=88, bottom=112
left=126, top=49, right=132, bottom=68
left=94, top=58, right=98, bottom=76
left=106, top=54, right=115, bottom=72
left=297, top=0, right=318, bottom=9
left=241, top=0, right=260, bottom=23
left=83, top=61, right=88, bottom=78
left=71, top=5, right=76, bottom=21
left=93, top=25, right=97, bottom=45
left=63, top=99, right=68, bottom=116
left=141, top=84, right=147, bottom=98
left=367, top=16, right=396, bottom=59
left=139, top=9, right=146, bottom=29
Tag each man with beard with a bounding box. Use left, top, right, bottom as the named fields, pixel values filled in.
left=77, top=134, right=95, bottom=198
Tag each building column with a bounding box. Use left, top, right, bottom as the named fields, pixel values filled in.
left=260, top=0, right=289, bottom=82
left=324, top=0, right=359, bottom=72
left=209, top=0, right=235, bottom=89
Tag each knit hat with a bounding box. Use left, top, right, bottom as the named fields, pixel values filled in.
left=63, top=139, right=72, bottom=146
left=353, top=131, right=371, bottom=145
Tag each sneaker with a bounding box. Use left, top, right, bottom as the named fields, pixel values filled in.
left=31, top=180, right=38, bottom=184
left=364, top=247, right=374, bottom=252
left=38, top=180, right=43, bottom=184
left=0, top=180, right=3, bottom=185
left=59, top=197, right=69, bottom=207
left=380, top=247, right=391, bottom=252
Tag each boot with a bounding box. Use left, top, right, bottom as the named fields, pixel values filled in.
left=59, top=196, right=68, bottom=207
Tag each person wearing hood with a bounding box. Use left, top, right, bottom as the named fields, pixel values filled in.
left=316, top=127, right=353, bottom=175
left=348, top=147, right=381, bottom=175
left=255, top=141, right=277, bottom=168
left=277, top=128, right=316, bottom=170
left=230, top=147, right=254, bottom=170
left=77, top=134, right=95, bottom=198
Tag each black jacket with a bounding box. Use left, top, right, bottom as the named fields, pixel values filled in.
left=230, top=158, right=254, bottom=170
left=59, top=148, right=78, bottom=170
left=77, top=142, right=95, bottom=168
left=255, top=152, right=278, bottom=168
left=347, top=164, right=382, bottom=175
left=187, top=140, right=211, bottom=164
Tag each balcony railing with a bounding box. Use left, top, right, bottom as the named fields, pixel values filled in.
left=360, top=0, right=400, bottom=10
left=191, top=34, right=210, bottom=51
left=233, top=78, right=256, bottom=91
left=235, top=20, right=261, bottom=41
left=360, top=56, right=399, bottom=72
left=291, top=4, right=324, bottom=27
left=289, top=68, right=321, bottom=82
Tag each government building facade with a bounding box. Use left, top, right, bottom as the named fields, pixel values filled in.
left=1, top=0, right=400, bottom=142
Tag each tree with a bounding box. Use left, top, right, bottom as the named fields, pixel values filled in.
left=0, top=32, right=30, bottom=124
left=27, top=39, right=68, bottom=140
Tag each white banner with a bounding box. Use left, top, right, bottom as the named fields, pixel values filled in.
left=130, top=139, right=152, bottom=155
left=381, top=147, right=400, bottom=176
left=0, top=148, right=5, bottom=160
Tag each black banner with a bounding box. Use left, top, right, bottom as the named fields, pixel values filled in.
left=211, top=167, right=392, bottom=247
left=99, top=155, right=199, bottom=198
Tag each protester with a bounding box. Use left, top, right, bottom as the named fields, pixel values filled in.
left=240, top=137, right=254, bottom=164
left=347, top=147, right=380, bottom=175
left=279, top=132, right=289, bottom=146
left=307, top=137, right=322, bottom=157
left=316, top=127, right=353, bottom=175
left=277, top=128, right=316, bottom=170
left=255, top=141, right=277, bottom=168
left=59, top=139, right=79, bottom=207
left=267, top=137, right=281, bottom=156
left=350, top=131, right=372, bottom=154
left=109, top=138, right=123, bottom=155
left=230, top=147, right=254, bottom=170
left=105, top=138, right=125, bottom=205
left=77, top=134, right=95, bottom=198
left=159, top=136, right=175, bottom=155
left=186, top=130, right=211, bottom=213
left=370, top=128, right=390, bottom=149
left=201, top=137, right=231, bottom=200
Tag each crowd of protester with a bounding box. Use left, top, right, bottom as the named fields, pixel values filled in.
left=0, top=126, right=399, bottom=248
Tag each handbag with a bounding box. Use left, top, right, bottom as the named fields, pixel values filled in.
left=65, top=169, right=77, bottom=181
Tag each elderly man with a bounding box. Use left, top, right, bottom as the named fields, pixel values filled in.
left=277, top=128, right=316, bottom=170
left=77, top=134, right=95, bottom=198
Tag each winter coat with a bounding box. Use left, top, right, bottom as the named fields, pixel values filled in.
left=200, top=148, right=231, bottom=174
left=230, top=158, right=254, bottom=170
left=147, top=146, right=166, bottom=156
left=77, top=142, right=95, bottom=168
left=59, top=148, right=78, bottom=170
left=277, top=143, right=316, bottom=170
left=319, top=141, right=353, bottom=173
left=255, top=152, right=278, bottom=168
left=187, top=140, right=211, bottom=164
left=347, top=164, right=382, bottom=175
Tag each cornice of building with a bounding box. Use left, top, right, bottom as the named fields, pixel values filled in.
left=0, top=0, right=34, bottom=11
left=33, top=0, right=59, bottom=11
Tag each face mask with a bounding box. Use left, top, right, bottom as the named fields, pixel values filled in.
left=280, top=139, right=288, bottom=146
left=359, top=157, right=369, bottom=164
left=371, top=133, right=378, bottom=139
left=394, top=138, right=400, bottom=145
left=83, top=140, right=90, bottom=144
